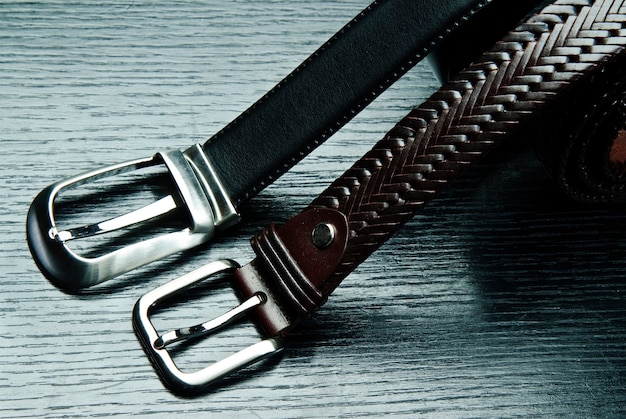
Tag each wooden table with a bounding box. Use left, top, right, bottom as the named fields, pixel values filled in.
left=2, top=1, right=625, bottom=417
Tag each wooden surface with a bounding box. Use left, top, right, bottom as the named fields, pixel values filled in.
left=2, top=1, right=626, bottom=417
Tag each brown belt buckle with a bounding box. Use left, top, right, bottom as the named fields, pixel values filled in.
left=132, top=259, right=284, bottom=393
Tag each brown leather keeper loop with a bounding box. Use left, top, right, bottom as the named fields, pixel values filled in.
left=252, top=224, right=325, bottom=316
left=234, top=208, right=349, bottom=336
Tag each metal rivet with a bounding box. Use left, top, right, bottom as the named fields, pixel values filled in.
left=312, top=222, right=335, bottom=249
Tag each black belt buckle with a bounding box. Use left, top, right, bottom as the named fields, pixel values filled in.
left=26, top=144, right=240, bottom=289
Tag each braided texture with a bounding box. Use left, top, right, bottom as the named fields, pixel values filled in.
left=310, top=0, right=626, bottom=291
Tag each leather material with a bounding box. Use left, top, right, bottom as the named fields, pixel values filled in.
left=234, top=208, right=349, bottom=336
left=235, top=0, right=626, bottom=337
left=429, top=0, right=626, bottom=202
left=428, top=0, right=549, bottom=82
left=201, top=0, right=492, bottom=207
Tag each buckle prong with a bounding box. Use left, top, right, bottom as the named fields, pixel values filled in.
left=133, top=259, right=283, bottom=392
left=53, top=195, right=178, bottom=242
left=154, top=293, right=266, bottom=349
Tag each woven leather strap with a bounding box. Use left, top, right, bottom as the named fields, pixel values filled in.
left=235, top=0, right=626, bottom=336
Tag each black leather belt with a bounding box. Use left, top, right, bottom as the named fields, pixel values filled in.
left=133, top=0, right=626, bottom=394
left=27, top=0, right=500, bottom=289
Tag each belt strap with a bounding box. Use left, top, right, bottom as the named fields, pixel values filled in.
left=234, top=0, right=626, bottom=337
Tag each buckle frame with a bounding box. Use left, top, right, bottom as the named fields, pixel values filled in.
left=132, top=259, right=284, bottom=392
left=26, top=144, right=240, bottom=289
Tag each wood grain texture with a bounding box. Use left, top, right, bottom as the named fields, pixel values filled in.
left=1, top=1, right=625, bottom=417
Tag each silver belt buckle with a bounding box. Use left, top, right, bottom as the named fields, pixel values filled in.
left=132, top=259, right=284, bottom=393
left=26, top=144, right=239, bottom=289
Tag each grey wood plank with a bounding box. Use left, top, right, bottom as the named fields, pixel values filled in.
left=2, top=1, right=625, bottom=417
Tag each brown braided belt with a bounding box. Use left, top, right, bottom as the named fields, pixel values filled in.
left=237, top=0, right=626, bottom=335
left=134, top=0, right=626, bottom=393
